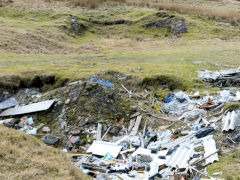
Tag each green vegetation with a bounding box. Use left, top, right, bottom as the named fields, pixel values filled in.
left=207, top=156, right=240, bottom=180
left=224, top=102, right=240, bottom=111
left=0, top=6, right=239, bottom=91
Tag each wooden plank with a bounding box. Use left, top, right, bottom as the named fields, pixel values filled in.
left=130, top=115, right=142, bottom=136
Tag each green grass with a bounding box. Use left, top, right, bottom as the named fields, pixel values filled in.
left=207, top=156, right=240, bottom=180
left=0, top=37, right=240, bottom=90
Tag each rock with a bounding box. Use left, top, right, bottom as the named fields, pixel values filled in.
left=63, top=137, right=73, bottom=150
left=72, top=97, right=78, bottom=102
left=136, top=154, right=153, bottom=163
left=69, top=135, right=80, bottom=144
left=145, top=16, right=187, bottom=36
left=130, top=106, right=137, bottom=111
left=71, top=129, right=81, bottom=135
left=109, top=126, right=122, bottom=136
left=65, top=98, right=71, bottom=105
left=3, top=118, right=19, bottom=128
left=41, top=134, right=59, bottom=145
left=173, top=19, right=188, bottom=36
left=59, top=121, right=67, bottom=131
left=42, top=127, right=51, bottom=133
left=57, top=100, right=63, bottom=106
left=71, top=16, right=87, bottom=35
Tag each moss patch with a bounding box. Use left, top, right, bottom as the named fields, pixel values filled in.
left=224, top=102, right=240, bottom=111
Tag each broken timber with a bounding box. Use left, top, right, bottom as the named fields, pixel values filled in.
left=130, top=115, right=142, bottom=136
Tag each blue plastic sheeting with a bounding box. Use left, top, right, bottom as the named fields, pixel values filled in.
left=164, top=98, right=172, bottom=103
left=89, top=78, right=114, bottom=87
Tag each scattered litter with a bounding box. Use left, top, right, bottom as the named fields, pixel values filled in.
left=0, top=75, right=238, bottom=179
left=212, top=172, right=223, bottom=176
left=227, top=133, right=240, bottom=144
left=3, top=118, right=18, bottom=128
left=198, top=67, right=240, bottom=87
left=89, top=78, right=114, bottom=87
left=195, top=127, right=215, bottom=138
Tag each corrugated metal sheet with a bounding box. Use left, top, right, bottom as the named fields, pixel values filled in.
left=203, top=136, right=219, bottom=164
left=0, top=100, right=55, bottom=116
left=161, top=134, right=194, bottom=149
left=166, top=145, right=194, bottom=169
left=222, top=111, right=237, bottom=132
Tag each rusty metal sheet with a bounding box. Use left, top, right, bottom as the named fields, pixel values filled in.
left=0, top=97, right=18, bottom=110
left=0, top=100, right=55, bottom=117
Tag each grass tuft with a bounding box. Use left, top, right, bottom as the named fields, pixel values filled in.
left=224, top=102, right=240, bottom=111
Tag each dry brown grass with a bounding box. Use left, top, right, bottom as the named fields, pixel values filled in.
left=126, top=0, right=240, bottom=24
left=66, top=0, right=240, bottom=23
left=70, top=0, right=125, bottom=8
left=0, top=0, right=3, bottom=7
left=0, top=125, right=91, bottom=180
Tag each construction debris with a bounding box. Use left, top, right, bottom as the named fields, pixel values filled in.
left=0, top=97, right=18, bottom=110
left=203, top=136, right=219, bottom=165
left=198, top=67, right=240, bottom=87
left=130, top=115, right=142, bottom=136
left=0, top=72, right=239, bottom=179
left=87, top=141, right=122, bottom=158
left=222, top=111, right=238, bottom=132
left=0, top=99, right=55, bottom=116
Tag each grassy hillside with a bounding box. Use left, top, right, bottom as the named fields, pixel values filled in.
left=0, top=2, right=239, bottom=90
left=0, top=125, right=91, bottom=180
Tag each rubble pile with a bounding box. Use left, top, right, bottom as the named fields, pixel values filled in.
left=198, top=67, right=240, bottom=87
left=0, top=70, right=240, bottom=179
left=69, top=90, right=240, bottom=179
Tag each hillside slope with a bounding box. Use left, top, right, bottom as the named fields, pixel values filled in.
left=0, top=125, right=91, bottom=180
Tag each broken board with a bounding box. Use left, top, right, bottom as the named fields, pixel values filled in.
left=0, top=100, right=55, bottom=117
left=0, top=97, right=18, bottom=110
left=87, top=141, right=122, bottom=158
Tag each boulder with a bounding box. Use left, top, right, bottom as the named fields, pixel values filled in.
left=41, top=134, right=59, bottom=145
